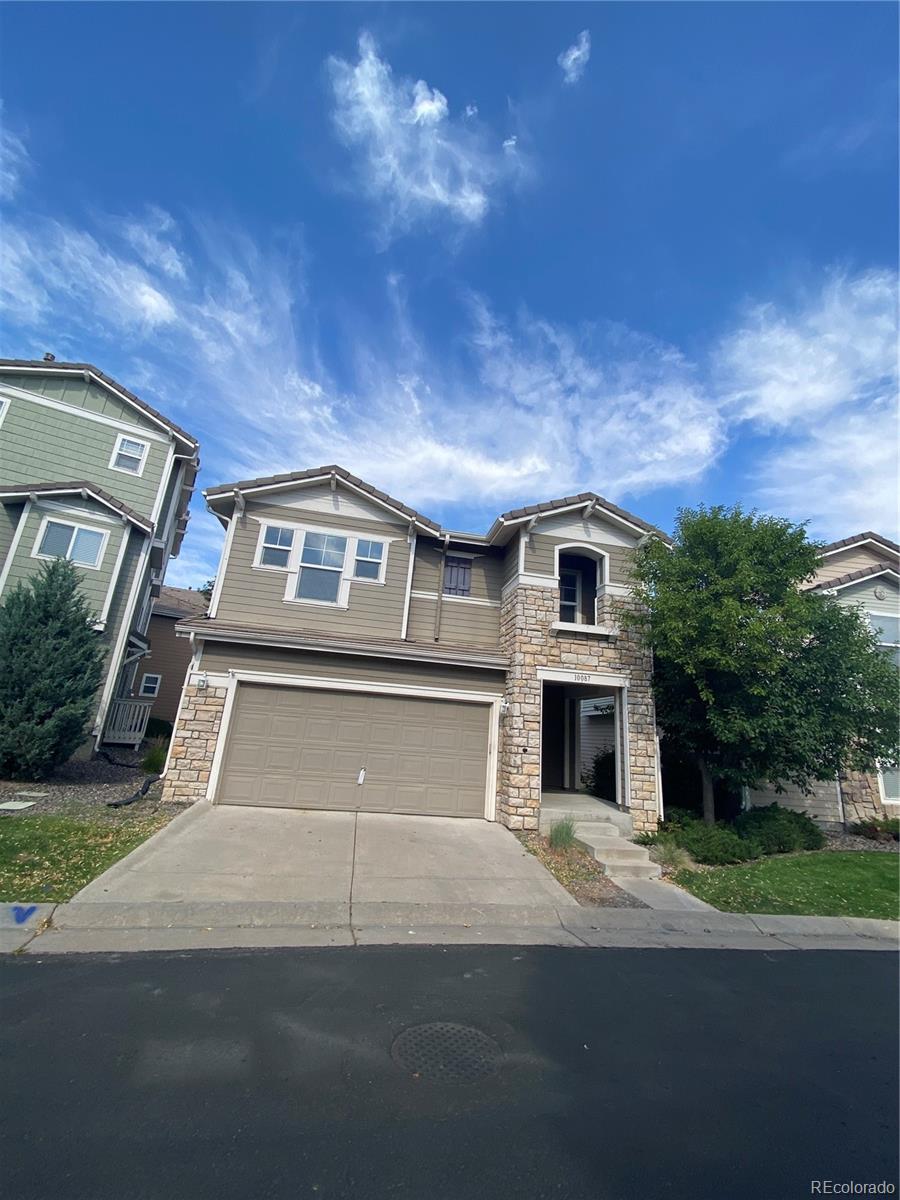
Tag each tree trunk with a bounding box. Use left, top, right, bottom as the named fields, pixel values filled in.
left=698, top=757, right=716, bottom=825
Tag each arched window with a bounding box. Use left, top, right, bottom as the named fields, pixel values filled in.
left=552, top=544, right=609, bottom=625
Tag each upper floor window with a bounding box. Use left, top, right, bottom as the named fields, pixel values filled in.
left=868, top=610, right=900, bottom=668
left=110, top=434, right=149, bottom=475
left=559, top=569, right=581, bottom=623
left=443, top=555, right=472, bottom=597
left=260, top=525, right=294, bottom=568
left=354, top=538, right=384, bottom=581
left=34, top=517, right=107, bottom=569
left=0, top=396, right=8, bottom=427
left=139, top=673, right=162, bottom=698
left=297, top=532, right=347, bottom=604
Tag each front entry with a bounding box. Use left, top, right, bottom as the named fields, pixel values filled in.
left=217, top=682, right=492, bottom=818
left=540, top=681, right=620, bottom=803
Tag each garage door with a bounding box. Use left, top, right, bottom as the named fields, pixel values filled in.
left=217, top=683, right=492, bottom=818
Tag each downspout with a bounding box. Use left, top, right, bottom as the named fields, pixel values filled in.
left=434, top=534, right=450, bottom=642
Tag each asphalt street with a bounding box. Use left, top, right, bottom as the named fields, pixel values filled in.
left=2, top=946, right=897, bottom=1200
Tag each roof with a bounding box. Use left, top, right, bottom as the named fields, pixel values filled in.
left=0, top=359, right=198, bottom=449
left=152, top=585, right=210, bottom=619
left=204, top=465, right=669, bottom=544
left=0, top=481, right=154, bottom=533
left=807, top=563, right=900, bottom=593
left=490, top=491, right=671, bottom=543
left=820, top=531, right=900, bottom=557
left=205, top=464, right=442, bottom=532
left=175, top=617, right=508, bottom=670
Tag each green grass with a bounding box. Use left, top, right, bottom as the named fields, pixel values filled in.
left=0, top=813, right=171, bottom=902
left=674, top=852, right=899, bottom=920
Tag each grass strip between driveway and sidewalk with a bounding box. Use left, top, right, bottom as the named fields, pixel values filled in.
left=674, top=851, right=899, bottom=920
left=0, top=813, right=173, bottom=903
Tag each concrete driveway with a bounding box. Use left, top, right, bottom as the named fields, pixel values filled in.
left=74, top=802, right=576, bottom=915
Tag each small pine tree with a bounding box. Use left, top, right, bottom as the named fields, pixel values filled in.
left=0, top=558, right=106, bottom=779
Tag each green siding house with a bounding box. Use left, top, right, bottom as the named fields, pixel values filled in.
left=0, top=359, right=199, bottom=750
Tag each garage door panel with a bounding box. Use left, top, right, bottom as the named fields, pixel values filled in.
left=218, top=683, right=491, bottom=817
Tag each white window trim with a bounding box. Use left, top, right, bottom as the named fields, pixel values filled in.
left=31, top=514, right=110, bottom=571
left=0, top=395, right=9, bottom=430
left=353, top=538, right=388, bottom=585
left=553, top=542, right=609, bottom=625
left=877, top=766, right=900, bottom=806
left=109, top=434, right=150, bottom=477
left=139, top=673, right=162, bottom=698
left=253, top=524, right=296, bottom=572
left=250, top=518, right=392, bottom=608
left=559, top=567, right=582, bottom=624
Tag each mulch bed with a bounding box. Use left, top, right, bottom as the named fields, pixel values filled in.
left=823, top=830, right=899, bottom=854
left=517, top=832, right=648, bottom=908
left=0, top=753, right=182, bottom=822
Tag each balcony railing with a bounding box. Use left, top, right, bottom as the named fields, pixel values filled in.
left=102, top=698, right=154, bottom=748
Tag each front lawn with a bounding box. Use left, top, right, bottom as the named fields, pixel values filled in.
left=674, top=851, right=899, bottom=920
left=0, top=812, right=172, bottom=902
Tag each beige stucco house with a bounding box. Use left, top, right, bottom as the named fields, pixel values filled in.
left=162, top=465, right=665, bottom=832
left=747, top=530, right=900, bottom=826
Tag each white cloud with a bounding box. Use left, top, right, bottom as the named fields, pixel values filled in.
left=0, top=108, right=30, bottom=201
left=716, top=269, right=899, bottom=538
left=557, top=30, right=591, bottom=86
left=121, top=206, right=188, bottom=280
left=328, top=32, right=522, bottom=236
left=717, top=270, right=897, bottom=427
left=756, top=406, right=899, bottom=541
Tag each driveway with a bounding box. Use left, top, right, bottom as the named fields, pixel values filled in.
left=73, top=802, right=576, bottom=915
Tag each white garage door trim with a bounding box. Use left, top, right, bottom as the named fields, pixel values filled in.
left=203, top=669, right=502, bottom=820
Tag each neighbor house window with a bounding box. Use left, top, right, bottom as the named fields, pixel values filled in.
left=296, top=532, right=347, bottom=603
left=559, top=569, right=580, bottom=623
left=139, top=673, right=161, bottom=698
left=0, top=397, right=8, bottom=427
left=868, top=609, right=900, bottom=803
left=354, top=538, right=384, bottom=580
left=259, top=525, right=294, bottom=568
left=35, top=519, right=106, bottom=568
left=110, top=434, right=149, bottom=475
left=443, top=555, right=472, bottom=597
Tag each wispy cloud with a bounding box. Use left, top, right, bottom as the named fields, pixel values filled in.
left=121, top=206, right=188, bottom=280
left=557, top=30, right=591, bottom=86
left=0, top=107, right=30, bottom=201
left=717, top=269, right=899, bottom=535
left=328, top=32, right=523, bottom=239
left=717, top=270, right=897, bottom=427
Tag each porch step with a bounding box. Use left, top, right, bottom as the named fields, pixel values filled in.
left=572, top=823, right=661, bottom=881
left=539, top=793, right=633, bottom=836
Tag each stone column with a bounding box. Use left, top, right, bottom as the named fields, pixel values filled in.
left=839, top=770, right=887, bottom=825
left=161, top=684, right=227, bottom=804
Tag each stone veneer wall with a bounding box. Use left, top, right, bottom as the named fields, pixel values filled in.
left=498, top=584, right=660, bottom=832
left=838, top=770, right=887, bottom=825
left=161, top=684, right=227, bottom=804
left=748, top=770, right=886, bottom=829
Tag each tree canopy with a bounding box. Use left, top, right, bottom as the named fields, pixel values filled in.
left=630, top=506, right=899, bottom=821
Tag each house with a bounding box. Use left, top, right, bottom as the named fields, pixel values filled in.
left=747, top=531, right=900, bottom=826
left=162, top=465, right=665, bottom=831
left=0, top=359, right=199, bottom=750
left=141, top=586, right=210, bottom=727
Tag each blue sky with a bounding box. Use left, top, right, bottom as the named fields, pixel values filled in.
left=1, top=1, right=897, bottom=586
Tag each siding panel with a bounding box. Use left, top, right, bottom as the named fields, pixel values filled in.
left=199, top=641, right=505, bottom=695
left=214, top=501, right=412, bottom=638
left=411, top=541, right=504, bottom=601
left=406, top=594, right=500, bottom=648
left=144, top=614, right=193, bottom=723
left=524, top=533, right=634, bottom=585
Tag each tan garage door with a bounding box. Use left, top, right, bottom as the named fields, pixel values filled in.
left=217, top=683, right=491, bottom=818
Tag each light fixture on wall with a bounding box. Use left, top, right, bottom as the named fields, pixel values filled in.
left=499, top=697, right=510, bottom=716
left=196, top=673, right=209, bottom=691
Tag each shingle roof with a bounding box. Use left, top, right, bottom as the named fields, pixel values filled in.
left=0, top=481, right=154, bottom=532
left=176, top=617, right=508, bottom=669
left=807, top=562, right=899, bottom=592
left=0, top=359, right=198, bottom=448
left=152, top=585, right=210, bottom=619
left=820, top=531, right=900, bottom=556
left=493, top=491, right=671, bottom=542
left=204, top=464, right=442, bottom=532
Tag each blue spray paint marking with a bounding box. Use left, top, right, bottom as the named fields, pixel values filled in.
left=12, top=905, right=38, bottom=925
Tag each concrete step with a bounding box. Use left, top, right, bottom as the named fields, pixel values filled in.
left=571, top=822, right=662, bottom=880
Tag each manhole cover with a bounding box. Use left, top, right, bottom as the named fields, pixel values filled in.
left=391, top=1022, right=502, bottom=1083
